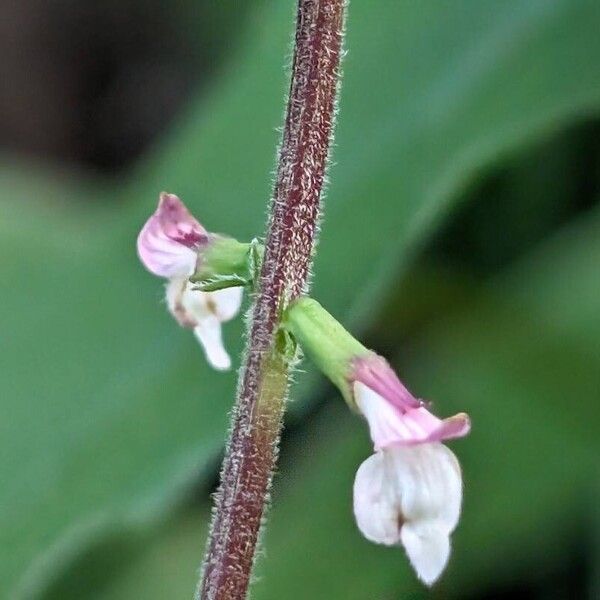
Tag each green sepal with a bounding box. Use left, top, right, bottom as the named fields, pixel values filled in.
left=248, top=238, right=265, bottom=291
left=192, top=274, right=249, bottom=292
left=190, top=237, right=264, bottom=291
left=275, top=327, right=300, bottom=367
left=282, top=297, right=370, bottom=408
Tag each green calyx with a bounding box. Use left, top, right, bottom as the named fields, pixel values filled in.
left=190, top=237, right=263, bottom=292
left=282, top=297, right=369, bottom=408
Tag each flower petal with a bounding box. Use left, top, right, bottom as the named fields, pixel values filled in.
left=353, top=444, right=463, bottom=586
left=354, top=382, right=470, bottom=449
left=353, top=355, right=421, bottom=410
left=194, top=315, right=232, bottom=371
left=179, top=284, right=243, bottom=325
left=164, top=282, right=241, bottom=370
left=208, top=287, right=244, bottom=322
left=355, top=381, right=417, bottom=448
left=137, top=192, right=207, bottom=278
left=407, top=409, right=471, bottom=444
left=353, top=452, right=403, bottom=546
left=391, top=444, right=462, bottom=536
left=391, top=444, right=462, bottom=585
left=400, top=524, right=450, bottom=586
left=165, top=277, right=197, bottom=328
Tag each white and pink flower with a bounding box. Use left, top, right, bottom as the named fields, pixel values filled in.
left=351, top=355, right=470, bottom=585
left=282, top=297, right=471, bottom=584
left=137, top=193, right=243, bottom=370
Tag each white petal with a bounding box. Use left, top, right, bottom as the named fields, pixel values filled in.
left=179, top=284, right=243, bottom=325
left=209, top=286, right=244, bottom=322
left=165, top=277, right=186, bottom=314
left=164, top=280, right=239, bottom=370
left=193, top=316, right=231, bottom=370
left=391, top=444, right=462, bottom=533
left=165, top=277, right=196, bottom=328
left=353, top=452, right=403, bottom=546
left=354, top=381, right=414, bottom=448
left=401, top=524, right=450, bottom=586
left=353, top=444, right=463, bottom=586
left=180, top=284, right=213, bottom=321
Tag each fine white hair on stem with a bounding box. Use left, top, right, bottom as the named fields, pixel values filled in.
left=197, top=2, right=348, bottom=599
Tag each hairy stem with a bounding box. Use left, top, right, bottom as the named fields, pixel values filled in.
left=197, top=1, right=346, bottom=598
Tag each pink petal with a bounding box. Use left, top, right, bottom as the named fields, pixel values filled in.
left=399, top=408, right=471, bottom=445
left=354, top=382, right=470, bottom=450
left=137, top=192, right=208, bottom=278
left=352, top=355, right=422, bottom=411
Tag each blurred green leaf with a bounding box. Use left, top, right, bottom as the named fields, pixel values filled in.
left=87, top=207, right=600, bottom=600
left=3, top=0, right=600, bottom=596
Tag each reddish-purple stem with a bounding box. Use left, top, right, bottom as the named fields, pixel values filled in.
left=197, top=1, right=346, bottom=599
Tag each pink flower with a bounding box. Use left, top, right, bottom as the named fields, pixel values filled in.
left=137, top=192, right=209, bottom=278
left=281, top=297, right=471, bottom=583
left=350, top=355, right=470, bottom=585
left=137, top=193, right=243, bottom=370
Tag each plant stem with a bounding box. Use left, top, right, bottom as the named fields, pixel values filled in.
left=197, top=1, right=346, bottom=598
